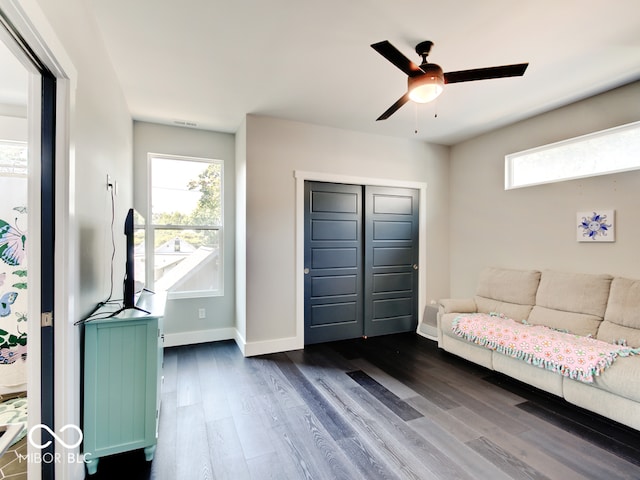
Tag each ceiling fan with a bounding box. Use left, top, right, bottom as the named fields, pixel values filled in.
left=371, top=40, right=529, bottom=121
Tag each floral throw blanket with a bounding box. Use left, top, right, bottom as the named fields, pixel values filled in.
left=452, top=313, right=640, bottom=383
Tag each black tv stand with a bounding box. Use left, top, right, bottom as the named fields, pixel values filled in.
left=116, top=288, right=158, bottom=316
left=111, top=304, right=150, bottom=316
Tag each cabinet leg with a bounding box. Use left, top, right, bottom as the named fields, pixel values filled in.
left=144, top=444, right=156, bottom=462
left=85, top=455, right=99, bottom=475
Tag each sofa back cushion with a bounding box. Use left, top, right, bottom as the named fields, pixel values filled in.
left=528, top=270, right=612, bottom=336
left=473, top=267, right=541, bottom=321
left=475, top=267, right=540, bottom=304
left=598, top=277, right=640, bottom=348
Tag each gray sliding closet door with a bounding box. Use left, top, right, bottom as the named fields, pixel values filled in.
left=304, top=181, right=419, bottom=344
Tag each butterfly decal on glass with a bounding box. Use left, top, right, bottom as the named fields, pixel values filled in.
left=0, top=326, right=27, bottom=364
left=0, top=218, right=26, bottom=266
left=0, top=291, right=18, bottom=317
left=11, top=270, right=27, bottom=290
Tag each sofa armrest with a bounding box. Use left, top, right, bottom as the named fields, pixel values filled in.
left=438, top=298, right=477, bottom=314
left=436, top=298, right=477, bottom=347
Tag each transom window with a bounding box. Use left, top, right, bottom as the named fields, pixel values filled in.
left=148, top=153, right=223, bottom=298
left=505, top=121, right=640, bottom=190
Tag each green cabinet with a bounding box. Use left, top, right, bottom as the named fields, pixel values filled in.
left=83, top=292, right=165, bottom=475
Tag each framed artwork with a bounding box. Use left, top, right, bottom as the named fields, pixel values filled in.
left=577, top=210, right=615, bottom=242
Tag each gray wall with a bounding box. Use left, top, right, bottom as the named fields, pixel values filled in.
left=449, top=81, right=640, bottom=297
left=39, top=7, right=135, bottom=318
left=133, top=121, right=236, bottom=344
left=239, top=115, right=450, bottom=353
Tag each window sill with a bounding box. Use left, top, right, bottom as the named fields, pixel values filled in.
left=166, top=289, right=223, bottom=301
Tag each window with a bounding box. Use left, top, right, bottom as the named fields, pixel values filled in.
left=505, top=121, right=640, bottom=190
left=148, top=153, right=223, bottom=298
left=0, top=140, right=28, bottom=177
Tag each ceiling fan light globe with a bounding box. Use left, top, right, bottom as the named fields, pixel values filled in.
left=408, top=64, right=444, bottom=103
left=408, top=83, right=443, bottom=103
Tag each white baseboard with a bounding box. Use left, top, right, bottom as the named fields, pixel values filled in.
left=164, top=328, right=302, bottom=357
left=166, top=327, right=434, bottom=355
left=163, top=327, right=236, bottom=348
left=236, top=334, right=303, bottom=357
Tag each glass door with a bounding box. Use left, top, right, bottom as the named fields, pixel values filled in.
left=0, top=12, right=56, bottom=479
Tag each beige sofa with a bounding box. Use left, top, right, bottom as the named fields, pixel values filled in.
left=437, top=267, right=640, bottom=431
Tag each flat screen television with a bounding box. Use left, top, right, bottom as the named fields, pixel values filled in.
left=123, top=208, right=147, bottom=310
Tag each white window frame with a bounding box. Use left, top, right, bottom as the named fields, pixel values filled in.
left=147, top=153, right=224, bottom=299
left=505, top=120, right=640, bottom=190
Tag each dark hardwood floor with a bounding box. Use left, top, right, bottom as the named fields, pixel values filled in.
left=90, top=334, right=640, bottom=479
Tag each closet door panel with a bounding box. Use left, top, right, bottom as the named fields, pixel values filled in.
left=364, top=186, right=419, bottom=337
left=304, top=182, right=363, bottom=344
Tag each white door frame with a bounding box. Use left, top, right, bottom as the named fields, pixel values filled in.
left=294, top=170, right=427, bottom=348
left=0, top=1, right=77, bottom=479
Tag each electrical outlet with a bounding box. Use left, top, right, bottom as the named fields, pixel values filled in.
left=198, top=308, right=206, bottom=319
left=106, top=174, right=113, bottom=191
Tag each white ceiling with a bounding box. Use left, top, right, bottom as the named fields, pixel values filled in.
left=7, top=0, right=638, bottom=146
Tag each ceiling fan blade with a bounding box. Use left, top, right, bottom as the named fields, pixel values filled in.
left=371, top=41, right=423, bottom=77
left=444, top=63, right=529, bottom=84
left=376, top=93, right=410, bottom=121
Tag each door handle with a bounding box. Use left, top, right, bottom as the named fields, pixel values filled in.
left=304, top=268, right=310, bottom=274
left=412, top=264, right=418, bottom=270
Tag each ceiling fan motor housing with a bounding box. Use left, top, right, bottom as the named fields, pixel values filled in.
left=416, top=63, right=443, bottom=81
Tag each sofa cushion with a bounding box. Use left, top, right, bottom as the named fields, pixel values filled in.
left=597, top=321, right=640, bottom=349
left=524, top=271, right=612, bottom=336
left=528, top=306, right=603, bottom=337
left=474, top=297, right=533, bottom=322
left=475, top=267, right=541, bottom=305
left=598, top=277, right=640, bottom=348
left=535, top=270, right=612, bottom=317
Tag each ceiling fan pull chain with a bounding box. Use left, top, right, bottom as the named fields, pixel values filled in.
left=414, top=103, right=419, bottom=134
